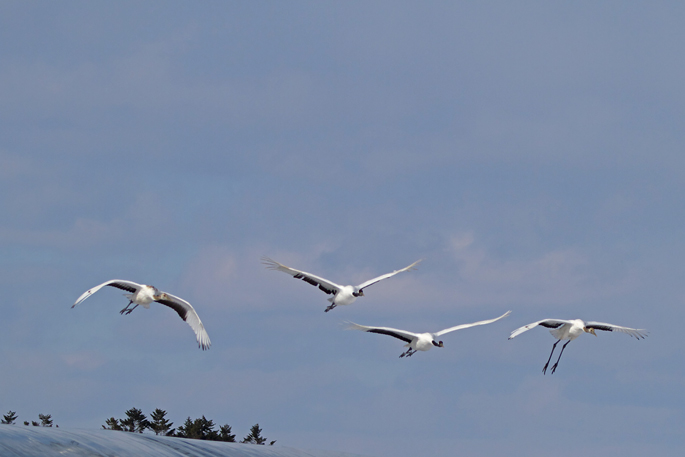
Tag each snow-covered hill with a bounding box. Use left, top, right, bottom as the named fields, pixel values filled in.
left=0, top=426, right=368, bottom=457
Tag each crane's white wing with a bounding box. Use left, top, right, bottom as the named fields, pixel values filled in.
left=346, top=322, right=419, bottom=344
left=262, top=257, right=343, bottom=295
left=435, top=310, right=511, bottom=337
left=72, top=279, right=143, bottom=308
left=508, top=319, right=576, bottom=339
left=154, top=292, right=212, bottom=350
left=356, top=259, right=422, bottom=291
left=585, top=321, right=648, bottom=339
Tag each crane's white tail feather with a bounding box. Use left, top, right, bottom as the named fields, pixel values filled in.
left=261, top=256, right=285, bottom=270
left=344, top=321, right=368, bottom=332
left=405, top=259, right=423, bottom=271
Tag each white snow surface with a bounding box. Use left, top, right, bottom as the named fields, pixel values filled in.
left=0, top=425, right=369, bottom=457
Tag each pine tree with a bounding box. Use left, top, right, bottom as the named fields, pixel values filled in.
left=241, top=423, right=267, bottom=445
left=218, top=424, right=236, bottom=442
left=175, top=416, right=218, bottom=440
left=39, top=414, right=53, bottom=427
left=200, top=417, right=219, bottom=440
left=1, top=411, right=18, bottom=425
left=120, top=407, right=149, bottom=433
left=149, top=409, right=174, bottom=436
left=102, top=417, right=123, bottom=430
left=175, top=417, right=195, bottom=439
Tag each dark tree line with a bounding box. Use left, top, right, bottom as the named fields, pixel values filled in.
left=2, top=408, right=271, bottom=445
left=175, top=416, right=235, bottom=441
left=102, top=408, right=274, bottom=445
left=2, top=411, right=56, bottom=427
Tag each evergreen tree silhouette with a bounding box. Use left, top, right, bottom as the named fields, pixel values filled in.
left=149, top=409, right=174, bottom=436
left=175, top=416, right=221, bottom=440
left=219, top=424, right=236, bottom=442
left=102, top=417, right=123, bottom=430
left=119, top=408, right=149, bottom=433
left=241, top=423, right=267, bottom=445
left=2, top=411, right=17, bottom=425
left=39, top=414, right=53, bottom=427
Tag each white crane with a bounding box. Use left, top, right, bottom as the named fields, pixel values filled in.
left=508, top=318, right=647, bottom=374
left=347, top=310, right=511, bottom=357
left=262, top=257, right=422, bottom=312
left=72, top=279, right=211, bottom=350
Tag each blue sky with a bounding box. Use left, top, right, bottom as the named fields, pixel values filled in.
left=1, top=2, right=684, bottom=456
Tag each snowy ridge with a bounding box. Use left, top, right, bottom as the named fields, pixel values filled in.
left=0, top=425, right=369, bottom=457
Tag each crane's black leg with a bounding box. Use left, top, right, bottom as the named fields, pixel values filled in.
left=542, top=340, right=560, bottom=375
left=324, top=303, right=336, bottom=313
left=550, top=341, right=571, bottom=374
left=120, top=301, right=133, bottom=314
left=124, top=304, right=139, bottom=315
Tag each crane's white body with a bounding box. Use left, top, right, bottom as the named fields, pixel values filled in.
left=328, top=285, right=358, bottom=308
left=123, top=285, right=156, bottom=309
